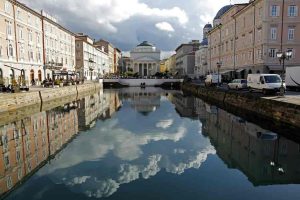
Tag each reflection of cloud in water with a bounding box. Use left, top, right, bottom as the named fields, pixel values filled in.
left=41, top=119, right=187, bottom=175
left=166, top=147, right=216, bottom=175
left=48, top=148, right=215, bottom=199
left=37, top=93, right=216, bottom=199
left=67, top=176, right=91, bottom=186
left=85, top=179, right=119, bottom=199
left=156, top=119, right=174, bottom=129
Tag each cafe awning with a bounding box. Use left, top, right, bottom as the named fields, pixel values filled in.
left=53, top=70, right=77, bottom=76
left=236, top=69, right=246, bottom=73
left=221, top=70, right=234, bottom=74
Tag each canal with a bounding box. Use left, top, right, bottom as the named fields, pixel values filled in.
left=1, top=87, right=300, bottom=200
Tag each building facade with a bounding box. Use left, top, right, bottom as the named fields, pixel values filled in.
left=0, top=0, right=44, bottom=86
left=0, top=0, right=77, bottom=86
left=175, top=40, right=200, bottom=77
left=165, top=54, right=176, bottom=75
left=130, top=41, right=161, bottom=77
left=42, top=10, right=76, bottom=81
left=75, top=34, right=109, bottom=80
left=195, top=24, right=212, bottom=78
left=94, top=39, right=115, bottom=74
left=208, top=0, right=300, bottom=79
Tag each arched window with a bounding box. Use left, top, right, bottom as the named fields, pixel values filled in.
left=10, top=69, right=15, bottom=83
left=30, top=69, right=34, bottom=82
left=0, top=68, right=3, bottom=84
left=38, top=70, right=42, bottom=81
left=256, top=70, right=260, bottom=74
left=8, top=44, right=13, bottom=57
left=248, top=69, right=252, bottom=74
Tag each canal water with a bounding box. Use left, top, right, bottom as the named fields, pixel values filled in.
left=1, top=88, right=300, bottom=200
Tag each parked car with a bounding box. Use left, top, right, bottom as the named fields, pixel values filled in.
left=285, top=66, right=300, bottom=91
left=228, top=79, right=247, bottom=90
left=205, top=74, right=222, bottom=86
left=247, top=74, right=285, bottom=94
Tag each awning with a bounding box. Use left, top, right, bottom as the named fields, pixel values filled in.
left=53, top=71, right=77, bottom=75
left=267, top=65, right=284, bottom=71
left=236, top=69, right=246, bottom=73
left=221, top=70, right=234, bottom=74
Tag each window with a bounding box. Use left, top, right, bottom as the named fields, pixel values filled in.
left=6, top=176, right=13, bottom=189
left=288, top=28, right=295, bottom=40
left=4, top=1, right=11, bottom=14
left=19, top=27, right=23, bottom=40
left=270, top=27, right=277, bottom=40
left=269, top=48, right=276, bottom=58
left=288, top=5, right=298, bottom=17
left=8, top=44, right=13, bottom=57
left=4, top=154, right=10, bottom=168
left=258, top=7, right=262, bottom=16
left=37, top=34, right=40, bottom=44
left=270, top=5, right=280, bottom=17
left=6, top=21, right=12, bottom=36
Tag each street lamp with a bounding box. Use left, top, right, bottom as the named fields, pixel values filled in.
left=276, top=50, right=292, bottom=96
left=217, top=61, right=222, bottom=86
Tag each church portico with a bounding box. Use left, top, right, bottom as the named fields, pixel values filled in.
left=130, top=41, right=161, bottom=77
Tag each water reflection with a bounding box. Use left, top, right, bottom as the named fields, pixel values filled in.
left=0, top=105, right=79, bottom=196
left=1, top=88, right=300, bottom=200
left=190, top=94, right=300, bottom=186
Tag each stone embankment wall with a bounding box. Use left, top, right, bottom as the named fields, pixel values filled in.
left=0, top=82, right=101, bottom=113
left=182, top=83, right=300, bottom=129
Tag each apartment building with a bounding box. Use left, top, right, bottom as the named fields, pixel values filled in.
left=0, top=0, right=44, bottom=85
left=195, top=23, right=212, bottom=77
left=208, top=0, right=300, bottom=79
left=114, top=48, right=121, bottom=73
left=75, top=34, right=109, bottom=80
left=42, top=10, right=76, bottom=80
left=165, top=54, right=176, bottom=74
left=94, top=39, right=115, bottom=74
left=175, top=40, right=200, bottom=77
left=0, top=0, right=77, bottom=86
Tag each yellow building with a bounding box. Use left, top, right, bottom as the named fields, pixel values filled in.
left=160, top=59, right=167, bottom=72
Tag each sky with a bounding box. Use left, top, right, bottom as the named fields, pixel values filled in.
left=19, top=0, right=249, bottom=53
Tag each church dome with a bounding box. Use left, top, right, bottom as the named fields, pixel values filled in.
left=137, top=41, right=154, bottom=47
left=214, top=5, right=234, bottom=20
left=204, top=23, right=212, bottom=29
left=200, top=38, right=208, bottom=46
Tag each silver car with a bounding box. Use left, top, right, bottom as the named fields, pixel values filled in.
left=228, top=79, right=247, bottom=90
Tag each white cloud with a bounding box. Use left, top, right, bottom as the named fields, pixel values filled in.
left=155, top=22, right=175, bottom=32
left=21, top=0, right=187, bottom=34
left=156, top=119, right=174, bottom=129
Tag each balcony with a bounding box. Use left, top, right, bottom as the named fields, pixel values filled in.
left=88, top=58, right=95, bottom=63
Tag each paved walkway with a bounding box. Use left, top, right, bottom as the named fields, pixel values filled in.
left=263, top=92, right=300, bottom=106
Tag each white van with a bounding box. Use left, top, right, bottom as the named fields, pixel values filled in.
left=205, top=74, right=222, bottom=86
left=247, top=74, right=285, bottom=94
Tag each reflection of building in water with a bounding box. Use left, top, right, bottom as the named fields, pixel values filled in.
left=194, top=98, right=300, bottom=186
left=98, top=90, right=122, bottom=120
left=108, top=91, right=122, bottom=117
left=130, top=92, right=160, bottom=115
left=77, top=90, right=115, bottom=128
left=168, top=93, right=197, bottom=119
left=0, top=105, right=78, bottom=196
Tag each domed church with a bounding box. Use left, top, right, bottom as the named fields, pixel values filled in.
left=130, top=41, right=161, bottom=77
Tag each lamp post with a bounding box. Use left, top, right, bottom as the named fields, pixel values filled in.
left=276, top=50, right=292, bottom=96
left=217, top=61, right=222, bottom=86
